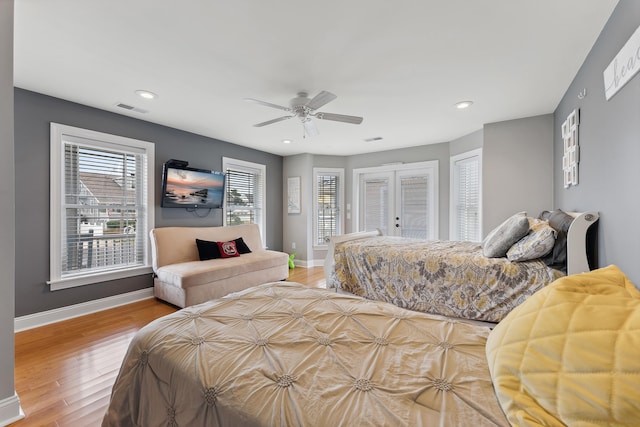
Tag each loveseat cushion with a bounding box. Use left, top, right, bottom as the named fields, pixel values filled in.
left=156, top=250, right=289, bottom=289
left=150, top=224, right=264, bottom=270
left=485, top=265, right=640, bottom=426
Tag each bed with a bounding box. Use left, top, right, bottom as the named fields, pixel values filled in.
left=102, top=281, right=509, bottom=426
left=324, top=210, right=599, bottom=323
left=103, top=267, right=640, bottom=426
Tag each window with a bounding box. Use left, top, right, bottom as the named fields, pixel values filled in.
left=450, top=149, right=482, bottom=242
left=223, top=157, right=266, bottom=244
left=49, top=123, right=154, bottom=290
left=313, top=168, right=344, bottom=247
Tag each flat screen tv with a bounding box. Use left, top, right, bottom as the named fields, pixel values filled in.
left=161, top=164, right=226, bottom=209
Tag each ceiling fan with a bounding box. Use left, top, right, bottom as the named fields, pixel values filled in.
left=245, top=91, right=363, bottom=137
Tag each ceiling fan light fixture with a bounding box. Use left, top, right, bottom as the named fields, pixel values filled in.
left=246, top=90, right=363, bottom=138
left=455, top=100, right=473, bottom=109
left=135, top=90, right=158, bottom=100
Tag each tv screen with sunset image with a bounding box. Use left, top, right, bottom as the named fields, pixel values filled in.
left=161, top=166, right=226, bottom=209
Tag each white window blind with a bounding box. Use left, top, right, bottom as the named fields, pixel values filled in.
left=223, top=158, right=266, bottom=243
left=451, top=149, right=481, bottom=242
left=363, top=178, right=389, bottom=235
left=50, top=123, right=154, bottom=290
left=313, top=169, right=343, bottom=246
left=399, top=175, right=429, bottom=239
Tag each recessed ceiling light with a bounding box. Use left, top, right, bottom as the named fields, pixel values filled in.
left=282, top=139, right=292, bottom=144
left=135, top=90, right=158, bottom=100
left=455, top=101, right=473, bottom=109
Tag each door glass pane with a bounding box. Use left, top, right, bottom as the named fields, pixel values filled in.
left=363, top=178, right=389, bottom=235
left=399, top=175, right=428, bottom=239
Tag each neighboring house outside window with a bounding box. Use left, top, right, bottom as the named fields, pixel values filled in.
left=313, top=168, right=344, bottom=247
left=223, top=157, right=266, bottom=245
left=49, top=123, right=155, bottom=290
left=450, top=148, right=482, bottom=242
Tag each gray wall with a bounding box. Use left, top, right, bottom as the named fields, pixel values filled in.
left=483, top=114, right=554, bottom=233
left=282, top=154, right=348, bottom=262
left=14, top=89, right=284, bottom=317
left=554, top=0, right=640, bottom=282
left=283, top=117, right=554, bottom=265
left=1, top=0, right=17, bottom=415
left=282, top=153, right=314, bottom=261
left=450, top=129, right=483, bottom=157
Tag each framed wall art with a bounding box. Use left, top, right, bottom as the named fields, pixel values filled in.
left=287, top=176, right=301, bottom=214
left=562, top=109, right=580, bottom=188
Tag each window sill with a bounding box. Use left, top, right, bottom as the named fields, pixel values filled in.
left=48, top=266, right=153, bottom=291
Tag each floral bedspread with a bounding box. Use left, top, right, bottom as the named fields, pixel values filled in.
left=329, top=237, right=563, bottom=322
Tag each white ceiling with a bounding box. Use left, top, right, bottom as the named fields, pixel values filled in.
left=14, top=1, right=618, bottom=157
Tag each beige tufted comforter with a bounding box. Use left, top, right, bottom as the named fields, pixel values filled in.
left=102, top=282, right=508, bottom=426
left=330, top=237, right=564, bottom=322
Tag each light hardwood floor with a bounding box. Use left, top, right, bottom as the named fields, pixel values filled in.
left=12, top=266, right=326, bottom=427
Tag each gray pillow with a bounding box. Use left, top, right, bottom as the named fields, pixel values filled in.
left=482, top=212, right=530, bottom=258
left=506, top=218, right=557, bottom=261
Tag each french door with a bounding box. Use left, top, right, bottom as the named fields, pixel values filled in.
left=356, top=161, right=438, bottom=240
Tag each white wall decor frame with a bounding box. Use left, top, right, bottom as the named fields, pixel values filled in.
left=603, top=24, right=640, bottom=100
left=287, top=176, right=301, bottom=214
left=562, top=109, right=580, bottom=188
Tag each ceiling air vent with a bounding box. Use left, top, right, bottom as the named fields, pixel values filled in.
left=364, top=137, right=383, bottom=142
left=115, top=103, right=148, bottom=114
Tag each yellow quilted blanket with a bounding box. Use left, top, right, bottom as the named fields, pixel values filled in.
left=486, top=265, right=640, bottom=426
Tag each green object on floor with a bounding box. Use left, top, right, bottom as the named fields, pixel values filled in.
left=288, top=253, right=296, bottom=269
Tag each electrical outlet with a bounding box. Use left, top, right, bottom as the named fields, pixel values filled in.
left=291, top=242, right=296, bottom=249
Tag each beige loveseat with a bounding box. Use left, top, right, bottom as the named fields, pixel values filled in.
left=150, top=224, right=290, bottom=307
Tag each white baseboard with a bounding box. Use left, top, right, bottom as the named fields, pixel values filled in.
left=14, top=287, right=154, bottom=333
left=0, top=392, right=25, bottom=426
left=294, top=259, right=325, bottom=268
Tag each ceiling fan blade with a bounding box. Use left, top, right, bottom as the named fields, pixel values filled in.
left=314, top=112, right=364, bottom=125
left=305, top=91, right=337, bottom=111
left=244, top=98, right=291, bottom=112
left=253, top=115, right=294, bottom=127
left=303, top=118, right=319, bottom=137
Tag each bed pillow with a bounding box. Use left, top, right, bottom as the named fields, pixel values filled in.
left=217, top=240, right=240, bottom=258
left=506, top=218, right=556, bottom=262
left=195, top=238, right=221, bottom=260
left=482, top=211, right=529, bottom=258
left=233, top=237, right=252, bottom=254
left=539, top=209, right=574, bottom=271
left=486, top=265, right=640, bottom=426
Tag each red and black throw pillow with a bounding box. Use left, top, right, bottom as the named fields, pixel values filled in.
left=195, top=239, right=221, bottom=260
left=217, top=240, right=240, bottom=258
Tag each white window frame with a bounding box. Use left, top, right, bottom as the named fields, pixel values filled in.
left=353, top=160, right=439, bottom=239
left=313, top=167, right=344, bottom=249
left=222, top=157, right=266, bottom=245
left=450, top=148, right=482, bottom=241
left=49, top=123, right=155, bottom=290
